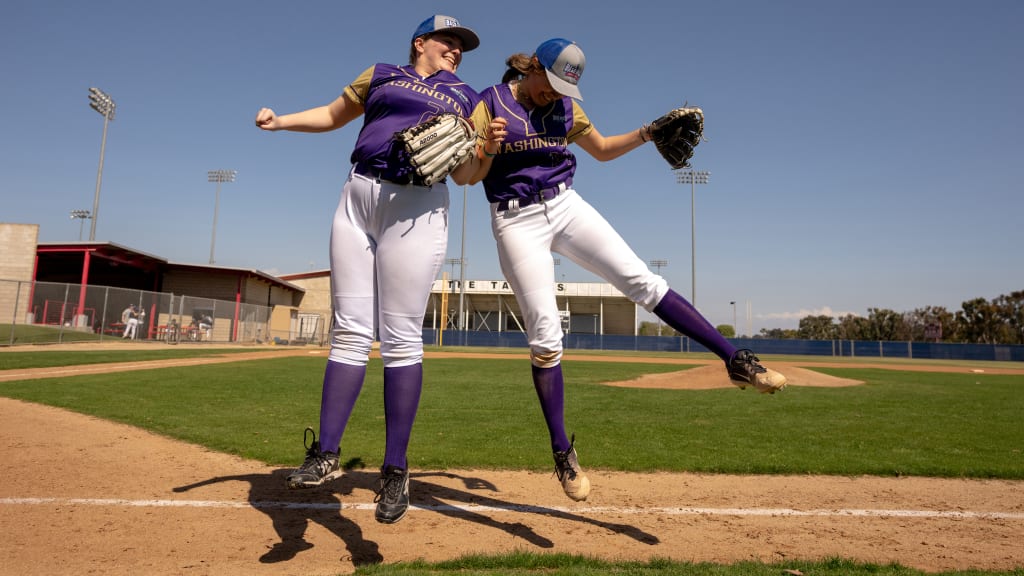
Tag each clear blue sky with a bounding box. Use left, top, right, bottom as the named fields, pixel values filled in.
left=3, top=0, right=1021, bottom=334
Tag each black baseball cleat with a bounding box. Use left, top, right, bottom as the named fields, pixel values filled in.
left=286, top=427, right=342, bottom=489
left=553, top=434, right=591, bottom=501
left=727, top=349, right=787, bottom=394
left=374, top=465, right=411, bottom=524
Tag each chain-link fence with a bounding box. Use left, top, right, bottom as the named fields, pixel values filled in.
left=0, top=279, right=273, bottom=346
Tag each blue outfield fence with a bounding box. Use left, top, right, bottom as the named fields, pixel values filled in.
left=425, top=330, right=1024, bottom=362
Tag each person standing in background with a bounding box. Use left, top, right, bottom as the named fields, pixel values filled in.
left=122, top=304, right=140, bottom=340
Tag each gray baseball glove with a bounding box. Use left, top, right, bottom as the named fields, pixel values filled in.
left=394, top=113, right=476, bottom=186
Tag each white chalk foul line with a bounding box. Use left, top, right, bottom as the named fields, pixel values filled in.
left=3, top=497, right=1022, bottom=520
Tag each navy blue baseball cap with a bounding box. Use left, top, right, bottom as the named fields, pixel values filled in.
left=413, top=15, right=480, bottom=52
left=536, top=38, right=585, bottom=100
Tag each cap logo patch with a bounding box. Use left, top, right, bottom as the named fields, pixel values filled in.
left=562, top=63, right=581, bottom=83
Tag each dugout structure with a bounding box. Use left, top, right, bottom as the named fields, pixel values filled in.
left=7, top=236, right=307, bottom=343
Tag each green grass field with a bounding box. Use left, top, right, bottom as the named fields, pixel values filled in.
left=2, top=348, right=1022, bottom=575
left=0, top=322, right=104, bottom=345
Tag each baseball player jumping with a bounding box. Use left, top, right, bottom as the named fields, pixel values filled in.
left=468, top=39, right=787, bottom=502
left=255, top=15, right=500, bottom=524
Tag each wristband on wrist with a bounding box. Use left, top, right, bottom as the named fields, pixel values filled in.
left=478, top=143, right=496, bottom=158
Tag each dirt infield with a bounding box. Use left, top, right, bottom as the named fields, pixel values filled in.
left=1, top=347, right=1022, bottom=575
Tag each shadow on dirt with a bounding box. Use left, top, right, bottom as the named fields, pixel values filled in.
left=173, top=462, right=659, bottom=568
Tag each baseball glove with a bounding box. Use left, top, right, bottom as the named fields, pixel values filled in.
left=394, top=113, right=476, bottom=186
left=648, top=106, right=705, bottom=170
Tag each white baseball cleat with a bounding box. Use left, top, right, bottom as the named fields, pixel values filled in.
left=728, top=349, right=788, bottom=394
left=553, top=435, right=591, bottom=501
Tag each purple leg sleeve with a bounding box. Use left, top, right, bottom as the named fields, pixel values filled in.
left=317, top=360, right=367, bottom=454
left=532, top=364, right=571, bottom=453
left=382, top=363, right=423, bottom=470
left=654, top=289, right=738, bottom=362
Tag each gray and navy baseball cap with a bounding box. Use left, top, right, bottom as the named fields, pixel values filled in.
left=413, top=15, right=480, bottom=52
left=536, top=38, right=585, bottom=100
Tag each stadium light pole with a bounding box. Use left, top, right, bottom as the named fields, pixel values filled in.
left=207, top=169, right=237, bottom=265
left=87, top=87, right=115, bottom=241
left=445, top=258, right=461, bottom=282
left=459, top=185, right=468, bottom=331
left=730, top=300, right=737, bottom=336
left=675, top=169, right=710, bottom=308
left=444, top=257, right=461, bottom=331
left=649, top=259, right=668, bottom=335
left=70, top=210, right=91, bottom=241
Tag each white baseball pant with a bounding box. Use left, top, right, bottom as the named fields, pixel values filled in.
left=490, top=188, right=668, bottom=368
left=328, top=169, right=449, bottom=368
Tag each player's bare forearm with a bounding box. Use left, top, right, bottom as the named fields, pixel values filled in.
left=276, top=106, right=339, bottom=132
left=576, top=127, right=647, bottom=162
left=454, top=141, right=496, bottom=185
left=463, top=116, right=506, bottom=185
left=451, top=158, right=477, bottom=185
left=255, top=94, right=362, bottom=133
left=461, top=150, right=493, bottom=184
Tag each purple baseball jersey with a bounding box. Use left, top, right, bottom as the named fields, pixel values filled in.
left=345, top=64, right=480, bottom=182
left=475, top=83, right=593, bottom=204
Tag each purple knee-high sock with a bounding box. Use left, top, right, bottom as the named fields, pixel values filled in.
left=653, top=289, right=738, bottom=363
left=382, top=363, right=423, bottom=470
left=317, top=360, right=367, bottom=454
left=532, top=364, right=571, bottom=453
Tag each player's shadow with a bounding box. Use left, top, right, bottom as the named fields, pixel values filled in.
left=173, top=460, right=659, bottom=568
left=408, top=471, right=660, bottom=547
left=172, top=463, right=383, bottom=566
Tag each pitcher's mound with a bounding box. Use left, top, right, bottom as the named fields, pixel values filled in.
left=604, top=363, right=862, bottom=390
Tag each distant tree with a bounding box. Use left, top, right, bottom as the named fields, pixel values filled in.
left=957, top=297, right=1002, bottom=344
left=638, top=321, right=679, bottom=337
left=768, top=290, right=1023, bottom=343
left=836, top=313, right=868, bottom=340
left=797, top=315, right=837, bottom=340
left=759, top=327, right=797, bottom=339
left=905, top=306, right=955, bottom=342
left=992, top=291, right=1024, bottom=344
left=864, top=308, right=906, bottom=341
left=717, top=324, right=735, bottom=338
left=638, top=321, right=661, bottom=336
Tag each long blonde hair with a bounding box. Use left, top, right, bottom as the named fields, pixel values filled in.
left=501, top=53, right=543, bottom=83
